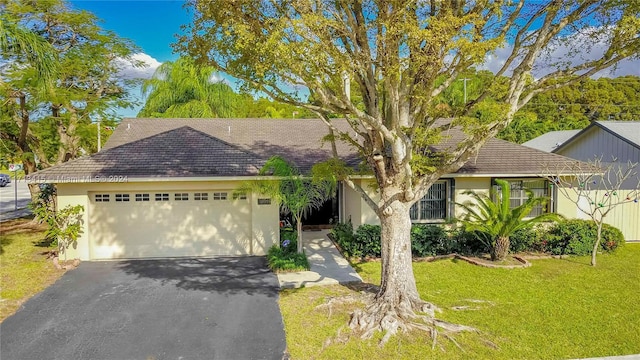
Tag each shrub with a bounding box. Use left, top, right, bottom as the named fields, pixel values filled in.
left=353, top=224, right=382, bottom=258
left=330, top=221, right=359, bottom=257
left=546, top=219, right=625, bottom=256
left=411, top=225, right=449, bottom=257
left=449, top=228, right=491, bottom=255
left=280, top=227, right=297, bottom=244
left=509, top=227, right=546, bottom=253
left=267, top=246, right=309, bottom=272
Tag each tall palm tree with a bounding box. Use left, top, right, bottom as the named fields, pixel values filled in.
left=241, top=156, right=334, bottom=253
left=139, top=57, right=239, bottom=118
left=458, top=178, right=563, bottom=261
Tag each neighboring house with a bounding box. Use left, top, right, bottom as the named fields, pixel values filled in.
left=522, top=130, right=580, bottom=152
left=550, top=121, right=640, bottom=241
left=28, top=118, right=581, bottom=261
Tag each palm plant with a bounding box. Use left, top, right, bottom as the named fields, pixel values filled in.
left=241, top=156, right=333, bottom=253
left=458, top=178, right=563, bottom=261
left=139, top=57, right=239, bottom=118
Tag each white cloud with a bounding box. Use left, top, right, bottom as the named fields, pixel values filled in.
left=481, top=27, right=640, bottom=79
left=115, top=53, right=162, bottom=80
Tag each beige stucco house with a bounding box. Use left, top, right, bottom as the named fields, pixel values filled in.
left=29, top=118, right=585, bottom=261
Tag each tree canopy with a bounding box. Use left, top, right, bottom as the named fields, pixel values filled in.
left=1, top=0, right=140, bottom=172
left=176, top=0, right=640, bottom=344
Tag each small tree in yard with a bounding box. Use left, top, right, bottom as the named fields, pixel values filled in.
left=458, top=179, right=563, bottom=261
left=545, top=159, right=640, bottom=266
left=243, top=156, right=333, bottom=254
left=177, top=0, right=640, bottom=344
left=30, top=184, right=85, bottom=263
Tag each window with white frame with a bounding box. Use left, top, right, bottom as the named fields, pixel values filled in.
left=194, top=192, right=208, bottom=201
left=232, top=192, right=247, bottom=200
left=95, top=194, right=110, bottom=202
left=155, top=193, right=169, bottom=201
left=115, top=194, right=130, bottom=202
left=410, top=180, right=451, bottom=221
left=135, top=193, right=150, bottom=202
left=495, top=179, right=551, bottom=217
left=213, top=192, right=228, bottom=200
left=175, top=193, right=189, bottom=201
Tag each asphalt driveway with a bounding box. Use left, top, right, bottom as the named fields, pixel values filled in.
left=0, top=257, right=287, bottom=360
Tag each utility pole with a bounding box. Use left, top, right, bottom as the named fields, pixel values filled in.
left=460, top=78, right=470, bottom=104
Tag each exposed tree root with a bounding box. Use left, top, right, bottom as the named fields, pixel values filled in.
left=316, top=289, right=478, bottom=349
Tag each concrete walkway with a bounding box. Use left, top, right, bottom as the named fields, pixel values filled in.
left=277, top=229, right=362, bottom=288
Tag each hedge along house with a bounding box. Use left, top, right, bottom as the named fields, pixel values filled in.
left=29, top=118, right=581, bottom=261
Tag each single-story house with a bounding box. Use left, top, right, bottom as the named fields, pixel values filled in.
left=28, top=118, right=588, bottom=260
left=525, top=121, right=640, bottom=241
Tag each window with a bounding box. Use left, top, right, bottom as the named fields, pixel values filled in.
left=194, top=192, right=208, bottom=201
left=155, top=193, right=169, bottom=201
left=95, top=194, right=110, bottom=202
left=175, top=193, right=189, bottom=201
left=213, top=192, right=228, bottom=200
left=115, top=194, right=130, bottom=202
left=135, top=193, right=150, bottom=202
left=495, top=179, right=551, bottom=217
left=410, top=180, right=451, bottom=221
left=233, top=192, right=247, bottom=200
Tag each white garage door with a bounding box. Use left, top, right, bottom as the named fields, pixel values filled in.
left=88, top=190, right=251, bottom=259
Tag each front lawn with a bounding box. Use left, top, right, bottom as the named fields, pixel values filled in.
left=0, top=218, right=65, bottom=322
left=280, top=244, right=640, bottom=359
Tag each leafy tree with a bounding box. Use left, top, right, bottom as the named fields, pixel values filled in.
left=176, top=0, right=640, bottom=343
left=545, top=158, right=640, bottom=266
left=240, top=156, right=333, bottom=254
left=458, top=179, right=562, bottom=261
left=139, top=57, right=240, bottom=118
left=1, top=0, right=141, bottom=177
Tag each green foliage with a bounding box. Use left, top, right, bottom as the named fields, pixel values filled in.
left=508, top=227, right=546, bottom=253
left=1, top=0, right=140, bottom=168
left=458, top=178, right=562, bottom=259
left=410, top=225, right=449, bottom=257
left=280, top=227, right=298, bottom=244
left=353, top=225, right=382, bottom=258
left=240, top=156, right=333, bottom=253
left=546, top=219, right=625, bottom=256
left=30, top=185, right=84, bottom=260
left=267, top=245, right=309, bottom=272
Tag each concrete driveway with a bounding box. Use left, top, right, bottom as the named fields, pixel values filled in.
left=0, top=257, right=287, bottom=360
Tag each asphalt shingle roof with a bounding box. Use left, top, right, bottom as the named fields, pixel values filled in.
left=30, top=118, right=580, bottom=182
left=522, top=130, right=581, bottom=152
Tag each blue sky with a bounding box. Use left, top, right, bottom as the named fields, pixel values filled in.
left=69, top=0, right=192, bottom=117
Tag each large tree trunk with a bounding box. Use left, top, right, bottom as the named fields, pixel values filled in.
left=492, top=236, right=510, bottom=261
left=377, top=200, right=422, bottom=308
left=349, top=193, right=443, bottom=344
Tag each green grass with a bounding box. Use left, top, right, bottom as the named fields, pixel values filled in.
left=0, top=218, right=65, bottom=322
left=280, top=244, right=640, bottom=359
left=267, top=246, right=310, bottom=272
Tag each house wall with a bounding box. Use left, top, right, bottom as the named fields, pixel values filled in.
left=555, top=127, right=640, bottom=241
left=453, top=177, right=492, bottom=219
left=56, top=180, right=279, bottom=260
left=341, top=180, right=379, bottom=227
left=555, top=185, right=640, bottom=242
left=557, top=126, right=640, bottom=164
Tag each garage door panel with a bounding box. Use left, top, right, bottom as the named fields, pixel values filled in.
left=89, top=191, right=251, bottom=259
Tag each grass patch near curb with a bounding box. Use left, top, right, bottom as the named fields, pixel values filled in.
left=0, top=218, right=64, bottom=322
left=280, top=244, right=640, bottom=359
left=267, top=246, right=310, bottom=272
